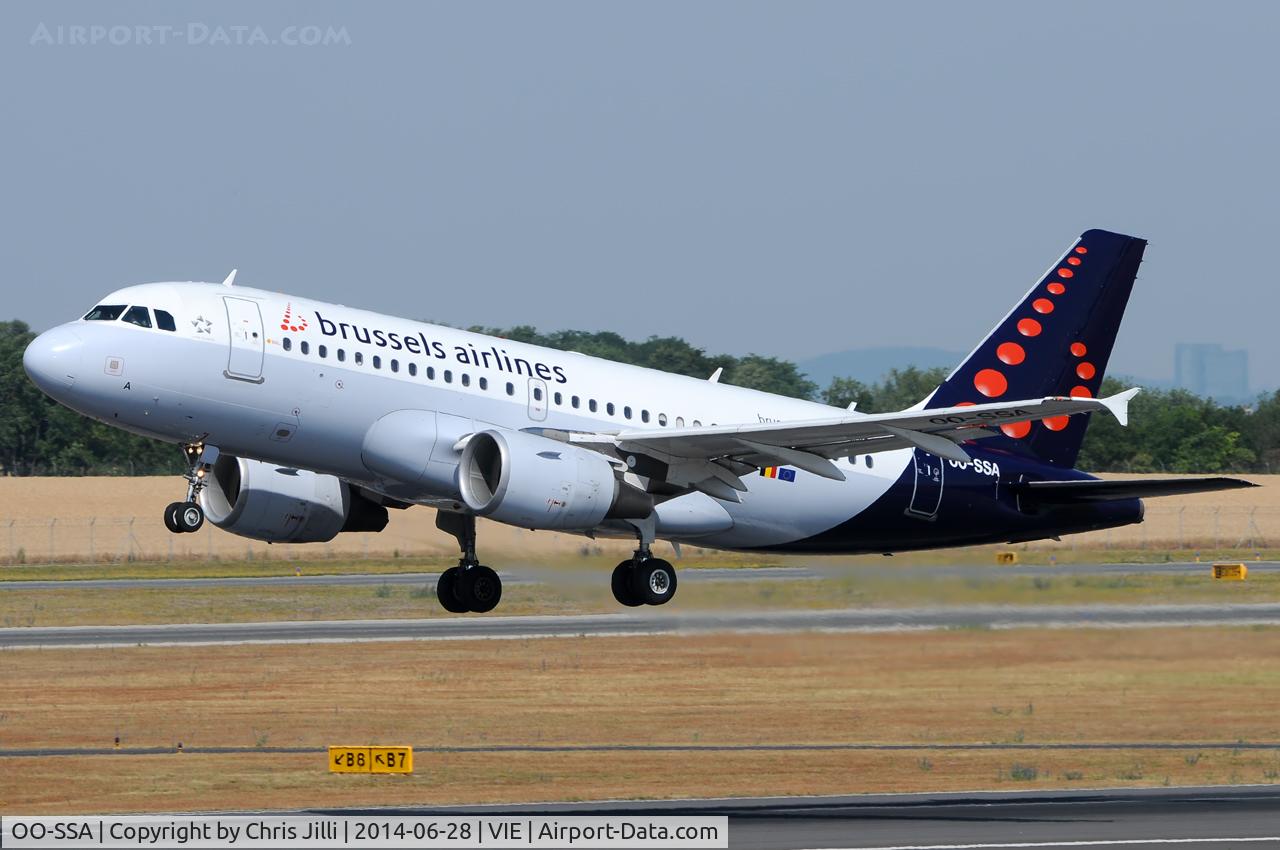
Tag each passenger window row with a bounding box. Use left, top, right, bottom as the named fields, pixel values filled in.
left=280, top=335, right=709, bottom=428
left=84, top=304, right=177, bottom=332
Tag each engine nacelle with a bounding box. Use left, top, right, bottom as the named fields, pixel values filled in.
left=458, top=429, right=652, bottom=530
left=198, top=455, right=389, bottom=543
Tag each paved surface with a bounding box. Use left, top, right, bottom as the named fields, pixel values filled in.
left=265, top=787, right=1280, bottom=849
left=1, top=563, right=1273, bottom=591
left=5, top=603, right=1280, bottom=649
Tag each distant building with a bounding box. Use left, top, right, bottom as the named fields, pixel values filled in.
left=1174, top=343, right=1249, bottom=402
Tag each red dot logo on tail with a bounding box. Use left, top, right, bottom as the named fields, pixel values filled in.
left=1001, top=421, right=1031, bottom=439
left=973, top=368, right=1008, bottom=398
left=997, top=342, right=1025, bottom=365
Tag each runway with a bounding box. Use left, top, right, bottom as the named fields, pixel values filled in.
left=269, top=786, right=1280, bottom=849
left=4, top=602, right=1280, bottom=649
left=0, top=562, right=1271, bottom=591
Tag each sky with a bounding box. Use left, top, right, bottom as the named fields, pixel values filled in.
left=2, top=1, right=1277, bottom=390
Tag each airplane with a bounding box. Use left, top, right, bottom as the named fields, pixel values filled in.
left=23, top=229, right=1254, bottom=613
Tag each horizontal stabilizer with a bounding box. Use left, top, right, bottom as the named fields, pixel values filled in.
left=1014, top=477, right=1258, bottom=504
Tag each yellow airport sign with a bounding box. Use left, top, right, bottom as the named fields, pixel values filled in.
left=329, top=746, right=413, bottom=774
left=1212, top=563, right=1248, bottom=581
left=371, top=746, right=413, bottom=773
left=995, top=551, right=1019, bottom=565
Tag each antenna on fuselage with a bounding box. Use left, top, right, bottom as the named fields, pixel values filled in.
left=221, top=269, right=238, bottom=287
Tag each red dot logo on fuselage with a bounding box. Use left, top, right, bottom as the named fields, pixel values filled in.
left=280, top=303, right=309, bottom=333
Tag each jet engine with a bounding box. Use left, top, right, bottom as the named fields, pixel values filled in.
left=458, top=429, right=652, bottom=530
left=198, top=455, right=389, bottom=543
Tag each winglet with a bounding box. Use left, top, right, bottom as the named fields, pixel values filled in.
left=1098, top=387, right=1141, bottom=427
left=708, top=367, right=723, bottom=383
left=221, top=269, right=238, bottom=288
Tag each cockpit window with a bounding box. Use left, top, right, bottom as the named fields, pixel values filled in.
left=155, top=309, right=177, bottom=332
left=84, top=305, right=126, bottom=321
left=122, top=306, right=152, bottom=328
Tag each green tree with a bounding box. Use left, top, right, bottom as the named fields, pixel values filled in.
left=0, top=321, right=47, bottom=473
left=822, top=376, right=875, bottom=410
left=871, top=366, right=950, bottom=411
left=820, top=366, right=949, bottom=413
left=724, top=355, right=817, bottom=400
left=1171, top=425, right=1255, bottom=473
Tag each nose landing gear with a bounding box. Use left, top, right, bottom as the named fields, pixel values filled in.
left=163, top=441, right=213, bottom=535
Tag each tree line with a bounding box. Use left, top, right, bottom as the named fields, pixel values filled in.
left=2, top=319, right=1275, bottom=475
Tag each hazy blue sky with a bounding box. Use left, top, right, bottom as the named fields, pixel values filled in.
left=3, top=1, right=1277, bottom=389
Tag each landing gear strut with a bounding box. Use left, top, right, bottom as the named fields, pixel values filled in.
left=435, top=511, right=502, bottom=614
left=164, top=441, right=211, bottom=534
left=611, top=517, right=677, bottom=607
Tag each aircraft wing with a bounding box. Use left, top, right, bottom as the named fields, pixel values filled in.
left=566, top=388, right=1140, bottom=502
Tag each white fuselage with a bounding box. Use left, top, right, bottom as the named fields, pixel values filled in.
left=26, top=281, right=914, bottom=549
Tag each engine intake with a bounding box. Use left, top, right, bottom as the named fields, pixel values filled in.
left=198, top=455, right=388, bottom=543
left=459, top=429, right=652, bottom=530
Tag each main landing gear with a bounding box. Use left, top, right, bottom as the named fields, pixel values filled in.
left=435, top=511, right=502, bottom=614
left=611, top=518, right=678, bottom=607
left=164, top=441, right=211, bottom=534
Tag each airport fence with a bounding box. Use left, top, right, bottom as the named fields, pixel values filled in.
left=0, top=505, right=1276, bottom=566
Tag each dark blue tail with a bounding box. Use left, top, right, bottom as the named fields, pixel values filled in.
left=926, top=228, right=1147, bottom=468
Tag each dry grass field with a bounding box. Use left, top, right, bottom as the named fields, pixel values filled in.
left=3, top=571, right=1280, bottom=628
left=0, top=474, right=1274, bottom=567
left=3, top=627, right=1280, bottom=813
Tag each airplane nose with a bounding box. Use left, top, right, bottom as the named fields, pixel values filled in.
left=24, top=325, right=83, bottom=394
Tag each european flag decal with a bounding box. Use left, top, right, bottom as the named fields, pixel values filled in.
left=761, top=466, right=797, bottom=482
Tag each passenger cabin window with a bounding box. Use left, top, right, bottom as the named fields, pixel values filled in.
left=84, top=305, right=127, bottom=321
left=589, top=399, right=598, bottom=413
left=554, top=392, right=563, bottom=405
left=337, top=349, right=346, bottom=362
left=427, top=366, right=436, bottom=380
left=506, top=382, right=515, bottom=396
left=676, top=416, right=684, bottom=427
left=479, top=377, right=488, bottom=390
left=283, top=338, right=292, bottom=352
left=461, top=373, right=470, bottom=387
left=693, top=420, right=702, bottom=427
left=607, top=402, right=615, bottom=416
left=658, top=413, right=668, bottom=426
left=390, top=359, right=399, bottom=373
left=408, top=363, right=417, bottom=376
left=318, top=344, right=327, bottom=359
left=300, top=341, right=310, bottom=355
left=534, top=386, right=544, bottom=401
left=865, top=455, right=874, bottom=468
left=571, top=396, right=580, bottom=409
left=641, top=410, right=650, bottom=423
left=155, top=310, right=177, bottom=332
left=122, top=306, right=152, bottom=328
left=624, top=406, right=632, bottom=420
left=444, top=370, right=453, bottom=383
left=355, top=352, right=364, bottom=366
